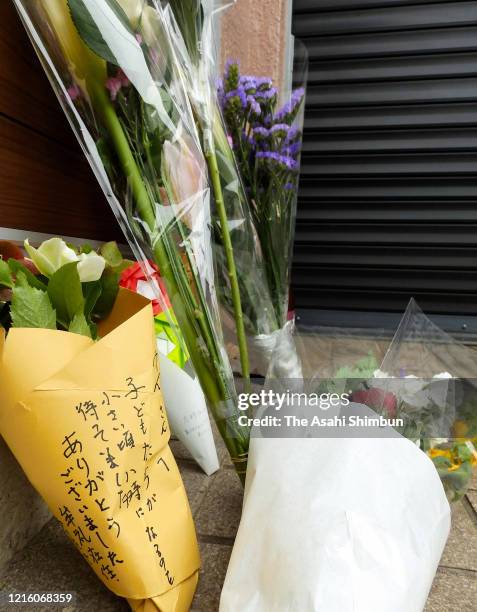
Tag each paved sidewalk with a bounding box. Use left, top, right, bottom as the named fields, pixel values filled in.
left=0, top=429, right=476, bottom=612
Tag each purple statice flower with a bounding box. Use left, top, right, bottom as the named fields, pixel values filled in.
left=225, top=87, right=248, bottom=109
left=256, top=151, right=298, bottom=171
left=262, top=114, right=273, bottom=128
left=275, top=87, right=305, bottom=122
left=240, top=76, right=257, bottom=94
left=282, top=141, right=302, bottom=158
left=252, top=127, right=270, bottom=140
left=255, top=87, right=278, bottom=102
left=285, top=126, right=300, bottom=143
left=247, top=95, right=261, bottom=116
left=255, top=77, right=273, bottom=90
left=284, top=182, right=295, bottom=190
left=270, top=123, right=290, bottom=137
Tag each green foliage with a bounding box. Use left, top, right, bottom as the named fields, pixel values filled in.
left=335, top=352, right=379, bottom=381
left=10, top=273, right=56, bottom=330
left=47, top=262, right=85, bottom=328
left=69, top=312, right=92, bottom=338
left=67, top=0, right=133, bottom=65
left=100, top=241, right=123, bottom=268
left=100, top=241, right=133, bottom=273
left=8, top=259, right=47, bottom=291
left=4, top=238, right=127, bottom=339
left=83, top=280, right=103, bottom=319
left=0, top=259, right=13, bottom=289
left=94, top=268, right=120, bottom=319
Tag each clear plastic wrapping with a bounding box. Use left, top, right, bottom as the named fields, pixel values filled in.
left=163, top=0, right=282, bottom=378
left=265, top=303, right=476, bottom=501
left=369, top=299, right=477, bottom=500
left=14, top=0, right=250, bottom=478
left=218, top=39, right=308, bottom=328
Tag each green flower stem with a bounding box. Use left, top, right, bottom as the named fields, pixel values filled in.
left=90, top=84, right=248, bottom=463
left=204, top=140, right=251, bottom=391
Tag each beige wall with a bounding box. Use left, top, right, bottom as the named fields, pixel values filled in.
left=220, top=0, right=290, bottom=88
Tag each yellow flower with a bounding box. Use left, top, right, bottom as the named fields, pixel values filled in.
left=448, top=463, right=462, bottom=473
left=428, top=448, right=452, bottom=460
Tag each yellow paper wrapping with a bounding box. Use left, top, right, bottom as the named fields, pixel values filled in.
left=0, top=289, right=200, bottom=610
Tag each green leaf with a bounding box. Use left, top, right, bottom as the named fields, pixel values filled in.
left=99, top=242, right=134, bottom=274
left=93, top=268, right=119, bottom=319
left=67, top=0, right=134, bottom=65
left=11, top=276, right=56, bottom=330
left=456, top=443, right=473, bottom=463
left=0, top=259, right=13, bottom=288
left=89, top=321, right=98, bottom=340
left=47, top=262, right=85, bottom=327
left=100, top=241, right=123, bottom=268
left=431, top=455, right=453, bottom=470
left=79, top=243, right=94, bottom=254
left=83, top=281, right=102, bottom=319
left=8, top=259, right=47, bottom=291
left=69, top=312, right=92, bottom=338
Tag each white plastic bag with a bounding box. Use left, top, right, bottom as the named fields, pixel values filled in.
left=221, top=406, right=450, bottom=612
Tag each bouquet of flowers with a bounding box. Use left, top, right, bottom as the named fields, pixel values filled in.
left=14, top=0, right=251, bottom=479
left=164, top=0, right=287, bottom=373
left=218, top=58, right=306, bottom=327
left=220, top=320, right=451, bottom=612
left=0, top=237, right=200, bottom=610
left=357, top=299, right=477, bottom=501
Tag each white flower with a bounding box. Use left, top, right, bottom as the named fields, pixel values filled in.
left=24, top=238, right=78, bottom=277
left=24, top=238, right=105, bottom=283
left=77, top=252, right=106, bottom=283
left=429, top=438, right=449, bottom=448
left=162, top=138, right=206, bottom=208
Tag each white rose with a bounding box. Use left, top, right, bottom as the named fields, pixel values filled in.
left=24, top=238, right=78, bottom=278
left=77, top=252, right=106, bottom=283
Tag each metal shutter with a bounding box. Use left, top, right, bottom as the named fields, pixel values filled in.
left=292, top=0, right=477, bottom=325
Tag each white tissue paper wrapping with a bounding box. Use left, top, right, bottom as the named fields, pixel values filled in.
left=220, top=404, right=451, bottom=612
left=159, top=353, right=219, bottom=476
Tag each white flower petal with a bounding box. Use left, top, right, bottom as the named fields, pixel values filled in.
left=77, top=252, right=106, bottom=282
